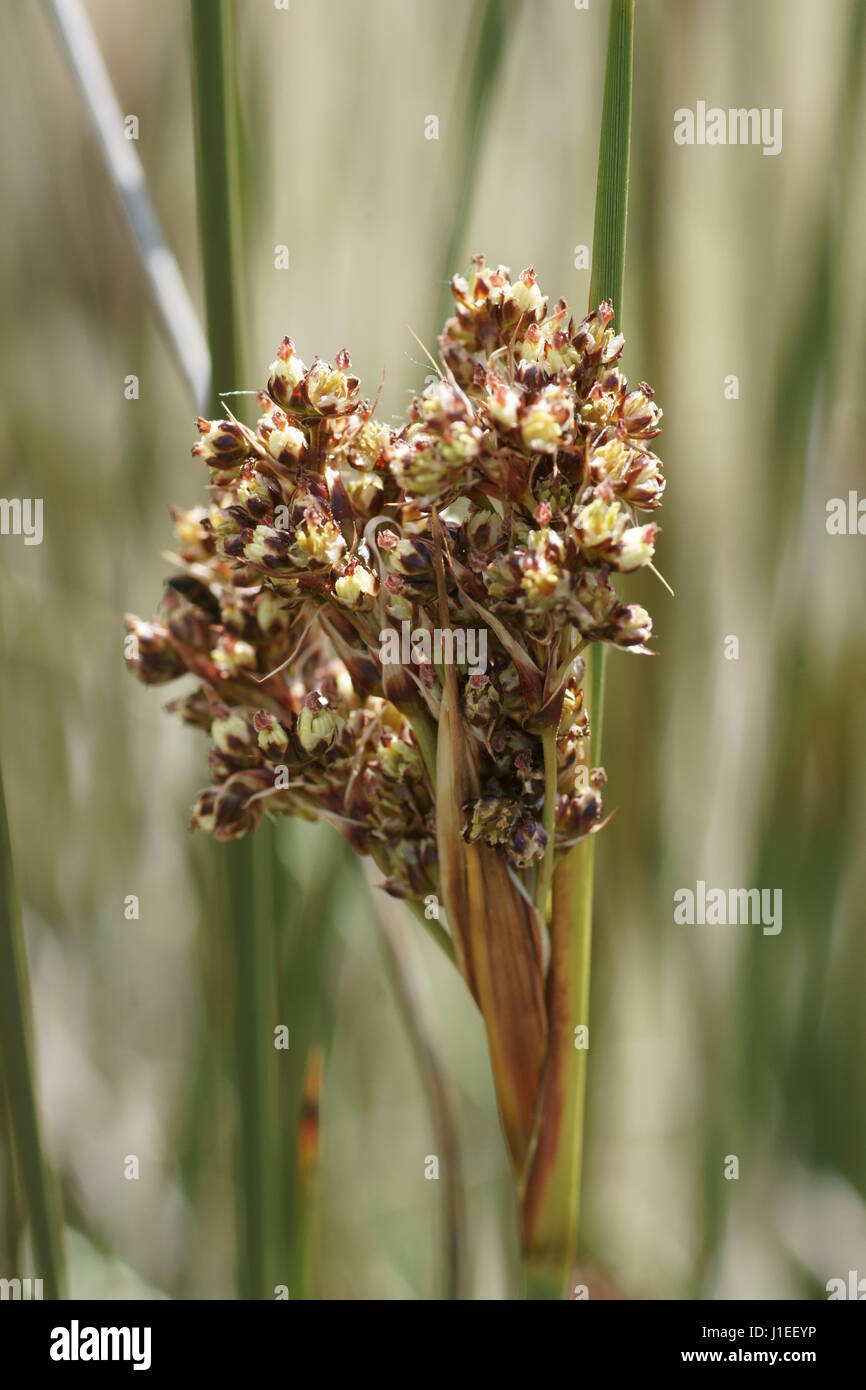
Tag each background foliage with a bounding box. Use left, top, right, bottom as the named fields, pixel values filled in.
left=0, top=0, right=864, bottom=1298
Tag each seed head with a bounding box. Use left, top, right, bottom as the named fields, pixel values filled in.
left=125, top=256, right=667, bottom=904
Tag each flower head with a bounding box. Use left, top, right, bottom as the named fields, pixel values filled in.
left=126, top=257, right=666, bottom=906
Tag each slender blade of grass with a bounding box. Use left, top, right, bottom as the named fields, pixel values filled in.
left=586, top=0, right=633, bottom=782
left=222, top=828, right=277, bottom=1299
left=367, top=869, right=468, bottom=1299
left=521, top=0, right=633, bottom=1297
left=0, top=764, right=64, bottom=1298
left=436, top=0, right=522, bottom=328
left=190, top=0, right=278, bottom=1299
left=588, top=0, right=633, bottom=322
left=45, top=0, right=211, bottom=411
left=190, top=0, right=244, bottom=404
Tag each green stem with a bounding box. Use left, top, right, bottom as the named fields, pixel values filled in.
left=520, top=0, right=633, bottom=1298
left=224, top=831, right=277, bottom=1299
left=588, top=0, right=633, bottom=321
left=535, top=724, right=559, bottom=918
left=520, top=828, right=595, bottom=1298
left=570, top=0, right=633, bottom=1237
left=191, top=0, right=277, bottom=1299
left=436, top=0, right=522, bottom=327
left=589, top=639, right=607, bottom=768
left=399, top=703, right=439, bottom=790
left=406, top=900, right=459, bottom=969
left=274, top=824, right=342, bottom=1301
left=585, top=0, right=632, bottom=793
left=190, top=0, right=244, bottom=400
left=523, top=1260, right=570, bottom=1301
left=373, top=891, right=467, bottom=1299
left=0, top=766, right=65, bottom=1298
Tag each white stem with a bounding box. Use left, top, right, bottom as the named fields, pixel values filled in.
left=45, top=0, right=211, bottom=411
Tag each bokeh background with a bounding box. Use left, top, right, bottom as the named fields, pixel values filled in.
left=1, top=0, right=864, bottom=1299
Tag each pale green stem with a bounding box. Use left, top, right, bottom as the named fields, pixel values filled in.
left=535, top=724, right=559, bottom=918
left=0, top=766, right=65, bottom=1298
left=191, top=0, right=277, bottom=1299
left=521, top=0, right=633, bottom=1299
left=371, top=883, right=467, bottom=1299
left=566, top=0, right=633, bottom=1259
left=436, top=0, right=523, bottom=328
left=406, top=900, right=458, bottom=970
left=399, top=703, right=439, bottom=790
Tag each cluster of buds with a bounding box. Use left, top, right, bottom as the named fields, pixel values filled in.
left=125, top=255, right=664, bottom=912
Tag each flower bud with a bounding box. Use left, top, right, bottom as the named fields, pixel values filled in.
left=510, top=816, right=547, bottom=869
left=346, top=471, right=384, bottom=514
left=466, top=506, right=505, bottom=552
left=512, top=266, right=546, bottom=320
left=192, top=417, right=248, bottom=468
left=172, top=506, right=213, bottom=562
left=124, top=616, right=185, bottom=685
left=616, top=523, right=658, bottom=573
left=210, top=634, right=257, bottom=676
left=486, top=375, right=521, bottom=430
left=464, top=673, right=501, bottom=724
left=190, top=787, right=218, bottom=834
left=573, top=304, right=624, bottom=368
left=256, top=589, right=288, bottom=633
left=237, top=465, right=275, bottom=517
left=243, top=525, right=291, bottom=569
left=303, top=352, right=360, bottom=415
left=297, top=693, right=343, bottom=755
left=258, top=407, right=307, bottom=465
left=520, top=383, right=573, bottom=453
left=268, top=336, right=306, bottom=406
left=556, top=787, right=603, bottom=839
left=388, top=536, right=430, bottom=577
left=253, top=709, right=290, bottom=760
left=212, top=772, right=268, bottom=841
left=414, top=378, right=474, bottom=428
left=385, top=590, right=413, bottom=623
left=333, top=560, right=379, bottom=609
left=612, top=603, right=652, bottom=648
left=622, top=383, right=663, bottom=438
left=520, top=528, right=568, bottom=605
left=209, top=504, right=240, bottom=544
left=211, top=712, right=253, bottom=756
left=347, top=419, right=390, bottom=472
left=573, top=496, right=627, bottom=556
left=292, top=510, right=345, bottom=569
left=378, top=735, right=421, bottom=783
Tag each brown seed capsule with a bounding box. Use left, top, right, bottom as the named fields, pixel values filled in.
left=123, top=616, right=186, bottom=685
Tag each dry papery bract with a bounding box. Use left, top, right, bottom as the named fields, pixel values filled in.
left=125, top=256, right=665, bottom=1167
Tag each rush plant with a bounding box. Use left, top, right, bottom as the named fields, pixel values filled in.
left=125, top=0, right=642, bottom=1300
left=126, top=298, right=657, bottom=1290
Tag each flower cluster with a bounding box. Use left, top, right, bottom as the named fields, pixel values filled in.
left=125, top=257, right=664, bottom=904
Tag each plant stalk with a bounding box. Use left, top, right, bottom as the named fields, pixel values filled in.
left=46, top=0, right=211, bottom=410
left=0, top=765, right=65, bottom=1298
left=190, top=0, right=277, bottom=1299
left=436, top=0, right=522, bottom=328
left=535, top=724, right=559, bottom=918
left=520, top=0, right=633, bottom=1298
left=370, top=876, right=468, bottom=1299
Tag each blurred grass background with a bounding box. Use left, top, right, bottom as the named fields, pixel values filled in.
left=0, top=0, right=864, bottom=1298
